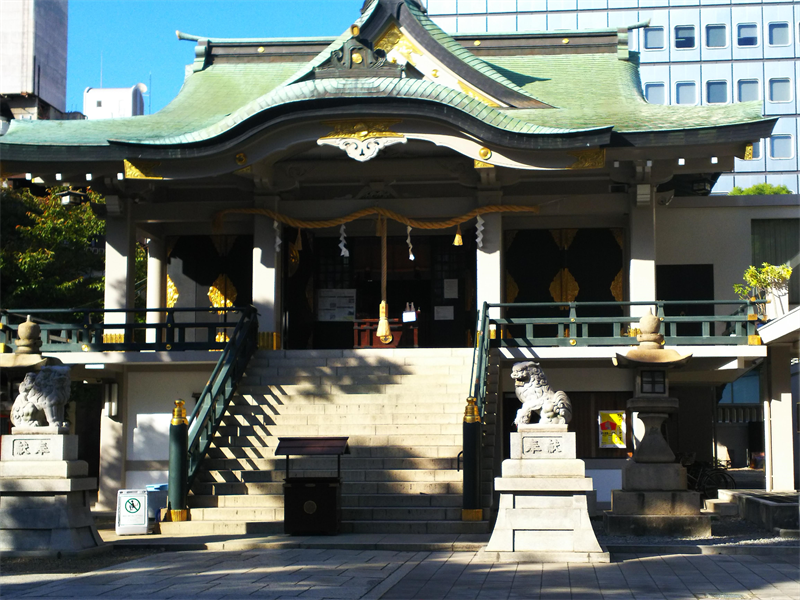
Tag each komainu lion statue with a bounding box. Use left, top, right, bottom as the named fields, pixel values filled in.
left=10, top=366, right=72, bottom=428
left=511, top=361, right=572, bottom=427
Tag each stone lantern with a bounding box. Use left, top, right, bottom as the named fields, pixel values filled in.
left=604, top=310, right=710, bottom=537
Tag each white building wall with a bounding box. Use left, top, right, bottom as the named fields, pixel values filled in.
left=0, top=0, right=67, bottom=112
left=83, top=86, right=146, bottom=119
left=428, top=0, right=800, bottom=193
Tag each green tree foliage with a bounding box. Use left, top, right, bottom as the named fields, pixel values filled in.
left=728, top=183, right=792, bottom=196
left=1, top=184, right=105, bottom=309
left=733, top=262, right=793, bottom=301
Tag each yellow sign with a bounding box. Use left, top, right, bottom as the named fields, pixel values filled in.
left=598, top=411, right=626, bottom=449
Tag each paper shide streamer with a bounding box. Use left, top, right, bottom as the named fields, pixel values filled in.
left=475, top=215, right=485, bottom=249
left=406, top=225, right=415, bottom=261
left=339, top=224, right=350, bottom=257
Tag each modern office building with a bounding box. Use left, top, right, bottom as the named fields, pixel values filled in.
left=83, top=84, right=147, bottom=119
left=0, top=0, right=72, bottom=121
left=425, top=0, right=800, bottom=194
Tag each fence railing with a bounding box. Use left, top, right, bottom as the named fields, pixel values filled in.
left=469, top=300, right=761, bottom=417
left=0, top=307, right=250, bottom=352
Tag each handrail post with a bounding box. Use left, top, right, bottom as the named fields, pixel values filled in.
left=462, top=397, right=482, bottom=521
left=168, top=399, right=189, bottom=522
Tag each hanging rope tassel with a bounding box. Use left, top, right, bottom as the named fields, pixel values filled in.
left=453, top=223, right=463, bottom=246
left=376, top=216, right=392, bottom=344
left=406, top=225, right=415, bottom=261
left=475, top=215, right=484, bottom=249
left=339, top=224, right=350, bottom=257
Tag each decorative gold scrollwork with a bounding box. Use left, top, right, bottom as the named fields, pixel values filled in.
left=166, top=275, right=179, bottom=308
left=208, top=274, right=237, bottom=314
left=123, top=159, right=162, bottom=180
left=567, top=148, right=606, bottom=170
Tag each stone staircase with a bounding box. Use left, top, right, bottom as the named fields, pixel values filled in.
left=160, top=348, right=495, bottom=535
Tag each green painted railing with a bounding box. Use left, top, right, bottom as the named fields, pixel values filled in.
left=468, top=300, right=761, bottom=417
left=186, top=306, right=258, bottom=487
left=0, top=307, right=251, bottom=352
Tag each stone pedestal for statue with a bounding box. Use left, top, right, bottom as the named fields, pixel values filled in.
left=604, top=310, right=710, bottom=537
left=484, top=425, right=609, bottom=563
left=0, top=430, right=103, bottom=555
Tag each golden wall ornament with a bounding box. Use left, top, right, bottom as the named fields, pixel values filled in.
left=549, top=268, right=579, bottom=303
left=208, top=274, right=237, bottom=314
left=457, top=81, right=500, bottom=107
left=567, top=148, right=606, bottom=170
left=374, top=24, right=421, bottom=60
left=474, top=160, right=493, bottom=169
left=743, top=144, right=754, bottom=161
left=610, top=269, right=624, bottom=302
left=123, top=159, right=162, bottom=180
left=166, top=275, right=179, bottom=308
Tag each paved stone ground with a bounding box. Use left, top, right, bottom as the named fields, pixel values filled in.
left=1, top=549, right=798, bottom=600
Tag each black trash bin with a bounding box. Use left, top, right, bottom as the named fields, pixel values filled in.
left=276, top=437, right=350, bottom=536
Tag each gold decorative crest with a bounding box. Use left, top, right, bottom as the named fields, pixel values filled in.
left=567, top=148, right=606, bottom=170
left=166, top=275, right=179, bottom=308
left=474, top=160, right=493, bottom=169
left=743, top=144, right=753, bottom=161
left=610, top=269, right=624, bottom=302
left=320, top=119, right=405, bottom=142
left=550, top=268, right=579, bottom=303
left=123, top=159, right=162, bottom=180
left=208, top=274, right=237, bottom=314
left=375, top=24, right=421, bottom=59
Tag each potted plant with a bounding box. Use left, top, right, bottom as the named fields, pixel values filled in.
left=733, top=262, right=793, bottom=320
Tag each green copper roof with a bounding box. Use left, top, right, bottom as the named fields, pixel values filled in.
left=489, top=53, right=765, bottom=132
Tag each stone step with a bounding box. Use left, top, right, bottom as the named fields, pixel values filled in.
left=219, top=434, right=462, bottom=448
left=235, top=468, right=477, bottom=483
left=235, top=393, right=467, bottom=405
left=241, top=374, right=471, bottom=386
left=702, top=499, right=739, bottom=516
left=222, top=403, right=464, bottom=416
left=246, top=363, right=472, bottom=377
left=341, top=520, right=491, bottom=535
left=219, top=412, right=463, bottom=426
left=212, top=423, right=464, bottom=438
left=190, top=480, right=488, bottom=496
left=202, top=457, right=460, bottom=471
left=187, top=494, right=285, bottom=508
left=237, top=384, right=466, bottom=396
left=188, top=507, right=284, bottom=521
left=205, top=445, right=462, bottom=460
left=186, top=492, right=492, bottom=511
left=159, top=520, right=283, bottom=535
left=342, top=507, right=462, bottom=521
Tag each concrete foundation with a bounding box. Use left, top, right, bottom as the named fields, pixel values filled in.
left=0, top=433, right=102, bottom=555
left=485, top=425, right=609, bottom=563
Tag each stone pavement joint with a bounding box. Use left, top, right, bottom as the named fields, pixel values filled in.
left=0, top=549, right=798, bottom=600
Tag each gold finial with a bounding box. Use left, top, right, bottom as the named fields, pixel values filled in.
left=464, top=397, right=481, bottom=423
left=350, top=24, right=360, bottom=37
left=171, top=400, right=188, bottom=426
left=478, top=147, right=492, bottom=160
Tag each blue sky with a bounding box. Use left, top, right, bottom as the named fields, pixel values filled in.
left=67, top=0, right=364, bottom=114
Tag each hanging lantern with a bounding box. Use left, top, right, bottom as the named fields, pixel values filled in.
left=475, top=215, right=485, bottom=249
left=453, top=223, right=463, bottom=246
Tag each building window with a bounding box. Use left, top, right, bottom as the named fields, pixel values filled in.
left=706, top=80, right=728, bottom=104
left=769, top=135, right=793, bottom=159
left=752, top=219, right=800, bottom=304
left=769, top=78, right=792, bottom=103
left=644, top=83, right=665, bottom=105
left=705, top=24, right=727, bottom=48
left=675, top=25, right=696, bottom=49
left=96, top=100, right=102, bottom=107
left=768, top=22, right=789, bottom=46
left=676, top=82, right=697, bottom=105
left=737, top=23, right=758, bottom=47
left=750, top=140, right=761, bottom=160
left=644, top=27, right=664, bottom=50
left=737, top=79, right=760, bottom=102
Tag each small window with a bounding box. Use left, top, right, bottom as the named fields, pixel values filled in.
left=676, top=82, right=697, bottom=105
left=770, top=135, right=793, bottom=159
left=644, top=83, right=666, bottom=105
left=96, top=100, right=102, bottom=107
left=751, top=140, right=761, bottom=160
left=737, top=79, right=760, bottom=102
left=706, top=80, right=728, bottom=104
left=644, top=27, right=665, bottom=50
left=641, top=371, right=666, bottom=395
left=769, top=78, right=792, bottom=102
left=768, top=22, right=789, bottom=46
left=705, top=24, right=727, bottom=48
left=737, top=23, right=758, bottom=47
left=675, top=25, right=696, bottom=49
